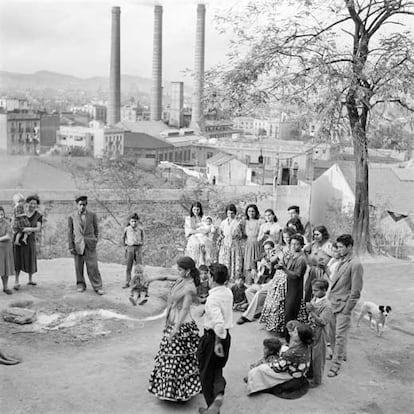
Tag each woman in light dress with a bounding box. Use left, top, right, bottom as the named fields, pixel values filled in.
left=218, top=204, right=244, bottom=282
left=303, top=225, right=332, bottom=303
left=257, top=209, right=282, bottom=246
left=184, top=202, right=215, bottom=266
left=243, top=204, right=262, bottom=284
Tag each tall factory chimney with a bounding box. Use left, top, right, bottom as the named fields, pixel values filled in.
left=108, top=6, right=121, bottom=126
left=191, top=4, right=206, bottom=132
left=151, top=5, right=163, bottom=121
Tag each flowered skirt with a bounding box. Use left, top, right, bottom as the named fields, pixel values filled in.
left=218, top=241, right=243, bottom=282
left=260, top=270, right=309, bottom=333
left=259, top=270, right=287, bottom=334
left=148, top=321, right=201, bottom=401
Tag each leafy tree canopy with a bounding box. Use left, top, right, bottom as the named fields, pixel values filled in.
left=208, top=0, right=414, bottom=254
left=208, top=0, right=414, bottom=141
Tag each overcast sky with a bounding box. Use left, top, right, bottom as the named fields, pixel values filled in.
left=0, top=0, right=237, bottom=81
left=1, top=0, right=413, bottom=82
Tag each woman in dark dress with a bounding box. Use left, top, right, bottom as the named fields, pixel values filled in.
left=0, top=206, right=15, bottom=294
left=275, top=234, right=308, bottom=340
left=13, top=194, right=43, bottom=289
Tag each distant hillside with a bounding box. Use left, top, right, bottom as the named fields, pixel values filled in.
left=0, top=70, right=153, bottom=94
left=0, top=70, right=193, bottom=100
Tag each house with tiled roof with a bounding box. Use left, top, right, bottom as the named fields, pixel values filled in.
left=310, top=161, right=414, bottom=257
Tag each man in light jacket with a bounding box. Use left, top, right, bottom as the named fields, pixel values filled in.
left=327, top=234, right=363, bottom=377
left=68, top=196, right=103, bottom=295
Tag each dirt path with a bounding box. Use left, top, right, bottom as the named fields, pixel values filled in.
left=1, top=257, right=414, bottom=414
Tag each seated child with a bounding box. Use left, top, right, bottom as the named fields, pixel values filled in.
left=243, top=337, right=282, bottom=385
left=12, top=193, right=31, bottom=246
left=249, top=337, right=282, bottom=370
left=286, top=319, right=301, bottom=347
left=197, top=264, right=210, bottom=304
left=231, top=276, right=248, bottom=311
left=246, top=322, right=312, bottom=395
left=129, top=264, right=149, bottom=306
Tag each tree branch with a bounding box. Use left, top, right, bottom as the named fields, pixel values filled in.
left=373, top=98, right=414, bottom=112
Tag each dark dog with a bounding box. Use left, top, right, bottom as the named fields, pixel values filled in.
left=357, top=301, right=392, bottom=336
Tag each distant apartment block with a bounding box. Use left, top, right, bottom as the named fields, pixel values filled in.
left=0, top=97, right=30, bottom=112
left=85, top=104, right=107, bottom=123
left=233, top=117, right=279, bottom=138
left=233, top=116, right=302, bottom=140
left=0, top=112, right=40, bottom=154
left=204, top=120, right=238, bottom=139
left=57, top=121, right=124, bottom=158
left=57, top=126, right=94, bottom=154
left=69, top=104, right=107, bottom=123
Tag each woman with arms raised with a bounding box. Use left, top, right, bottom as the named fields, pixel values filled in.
left=148, top=256, right=202, bottom=402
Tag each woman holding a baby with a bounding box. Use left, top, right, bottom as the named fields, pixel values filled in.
left=184, top=202, right=215, bottom=267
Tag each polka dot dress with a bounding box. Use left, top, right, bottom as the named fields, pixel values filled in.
left=148, top=321, right=201, bottom=401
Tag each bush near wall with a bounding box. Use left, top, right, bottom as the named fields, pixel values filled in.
left=38, top=188, right=268, bottom=267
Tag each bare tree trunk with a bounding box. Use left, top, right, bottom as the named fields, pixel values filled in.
left=352, top=127, right=372, bottom=255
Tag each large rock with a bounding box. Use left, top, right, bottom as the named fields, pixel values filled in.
left=2, top=307, right=37, bottom=325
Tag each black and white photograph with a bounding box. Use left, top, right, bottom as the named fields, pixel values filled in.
left=1, top=0, right=414, bottom=413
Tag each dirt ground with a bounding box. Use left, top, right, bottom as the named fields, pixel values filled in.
left=1, top=256, right=413, bottom=414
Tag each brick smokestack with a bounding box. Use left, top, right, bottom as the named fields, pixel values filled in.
left=151, top=5, right=163, bottom=121
left=108, top=6, right=121, bottom=126
left=191, top=4, right=206, bottom=132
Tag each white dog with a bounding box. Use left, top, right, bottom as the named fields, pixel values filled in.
left=357, top=301, right=392, bottom=336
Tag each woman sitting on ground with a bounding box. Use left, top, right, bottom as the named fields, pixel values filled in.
left=246, top=322, right=312, bottom=395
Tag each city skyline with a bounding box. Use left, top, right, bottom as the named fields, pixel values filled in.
left=0, top=0, right=237, bottom=82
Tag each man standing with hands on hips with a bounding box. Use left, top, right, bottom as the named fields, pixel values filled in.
left=68, top=196, right=104, bottom=295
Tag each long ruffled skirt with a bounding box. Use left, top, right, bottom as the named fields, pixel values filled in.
left=259, top=270, right=287, bottom=334
left=148, top=321, right=202, bottom=401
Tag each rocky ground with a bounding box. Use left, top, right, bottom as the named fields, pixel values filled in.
left=1, top=257, right=413, bottom=414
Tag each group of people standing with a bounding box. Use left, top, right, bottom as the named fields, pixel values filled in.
left=148, top=199, right=364, bottom=411
left=1, top=194, right=105, bottom=297
left=0, top=194, right=43, bottom=295
left=1, top=193, right=364, bottom=411
left=184, top=201, right=310, bottom=282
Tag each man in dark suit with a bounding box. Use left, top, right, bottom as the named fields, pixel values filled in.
left=327, top=234, right=363, bottom=377
left=68, top=196, right=103, bottom=295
